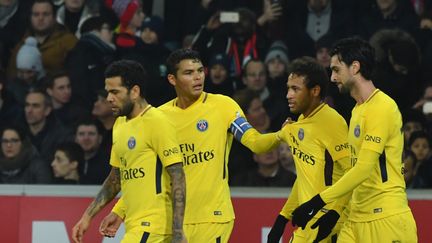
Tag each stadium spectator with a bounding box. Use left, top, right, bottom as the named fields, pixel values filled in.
left=205, top=53, right=239, bottom=97
left=8, top=37, right=46, bottom=106
left=0, top=124, right=51, bottom=184
left=74, top=118, right=110, bottom=185
left=0, top=0, right=33, bottom=70
left=91, top=90, right=115, bottom=152
left=46, top=71, right=87, bottom=127
left=231, top=146, right=296, bottom=187
left=24, top=89, right=71, bottom=164
left=192, top=8, right=268, bottom=78
left=264, top=40, right=289, bottom=98
left=65, top=16, right=117, bottom=111
left=51, top=142, right=84, bottom=184
left=408, top=130, right=432, bottom=188
left=56, top=0, right=99, bottom=37
left=7, top=0, right=77, bottom=78
left=242, top=59, right=290, bottom=130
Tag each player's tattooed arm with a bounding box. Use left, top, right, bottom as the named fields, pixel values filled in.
left=166, top=163, right=187, bottom=242
left=84, top=167, right=121, bottom=218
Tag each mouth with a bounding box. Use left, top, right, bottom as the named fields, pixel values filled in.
left=193, top=83, right=203, bottom=91
left=288, top=102, right=295, bottom=109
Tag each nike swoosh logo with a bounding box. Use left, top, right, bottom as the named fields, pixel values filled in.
left=308, top=209, right=314, bottom=216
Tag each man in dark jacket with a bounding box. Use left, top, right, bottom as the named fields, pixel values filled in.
left=65, top=16, right=117, bottom=111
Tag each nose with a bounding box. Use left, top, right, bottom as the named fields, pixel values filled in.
left=330, top=73, right=336, bottom=82
left=106, top=93, right=114, bottom=103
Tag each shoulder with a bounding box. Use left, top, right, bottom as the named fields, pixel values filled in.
left=158, top=99, right=176, bottom=111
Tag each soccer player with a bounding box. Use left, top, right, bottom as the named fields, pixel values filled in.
left=99, top=49, right=281, bottom=242
left=267, top=57, right=351, bottom=243
left=290, top=37, right=418, bottom=242
left=71, top=60, right=187, bottom=243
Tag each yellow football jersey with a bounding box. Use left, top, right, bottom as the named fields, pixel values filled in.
left=279, top=103, right=351, bottom=219
left=344, top=89, right=410, bottom=222
left=159, top=92, right=279, bottom=224
left=320, top=90, right=412, bottom=222
left=110, top=106, right=182, bottom=234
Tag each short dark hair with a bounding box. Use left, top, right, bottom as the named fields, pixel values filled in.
left=289, top=56, right=328, bottom=99
left=166, top=49, right=202, bottom=76
left=27, top=88, right=52, bottom=108
left=104, top=60, right=148, bottom=97
left=74, top=117, right=104, bottom=135
left=80, top=16, right=111, bottom=35
left=32, top=0, right=55, bottom=14
left=330, top=37, right=375, bottom=80
left=408, top=130, right=431, bottom=148
left=242, top=59, right=266, bottom=78
left=56, top=142, right=84, bottom=164
left=1, top=124, right=28, bottom=141
left=232, top=89, right=260, bottom=113
left=46, top=70, right=69, bottom=89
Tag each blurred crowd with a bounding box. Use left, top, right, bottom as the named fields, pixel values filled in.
left=0, top=0, right=432, bottom=188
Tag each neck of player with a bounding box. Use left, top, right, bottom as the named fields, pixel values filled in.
left=176, top=92, right=200, bottom=109
left=303, top=99, right=323, bottom=118
left=351, top=78, right=376, bottom=104
left=128, top=99, right=149, bottom=120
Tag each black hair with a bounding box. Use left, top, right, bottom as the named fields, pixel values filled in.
left=80, top=16, right=111, bottom=35
left=74, top=117, right=104, bottom=136
left=166, top=49, right=202, bottom=76
left=55, top=142, right=84, bottom=164
left=104, top=60, right=148, bottom=98
left=330, top=37, right=375, bottom=80
left=232, top=89, right=260, bottom=114
left=408, top=130, right=431, bottom=148
left=46, top=70, right=69, bottom=89
left=0, top=124, right=28, bottom=141
left=242, top=58, right=266, bottom=78
left=32, top=0, right=55, bottom=14
left=289, top=56, right=329, bottom=99
left=26, top=88, right=52, bottom=108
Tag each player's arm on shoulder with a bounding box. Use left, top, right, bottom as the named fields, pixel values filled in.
left=225, top=95, right=281, bottom=153
left=320, top=149, right=379, bottom=203
left=229, top=115, right=282, bottom=153
left=166, top=163, right=187, bottom=242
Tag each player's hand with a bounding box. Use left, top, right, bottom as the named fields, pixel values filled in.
left=99, top=212, right=123, bottom=238
left=291, top=194, right=325, bottom=229
left=172, top=230, right=188, bottom=243
left=311, top=210, right=340, bottom=243
left=267, top=214, right=288, bottom=243
left=72, top=215, right=91, bottom=243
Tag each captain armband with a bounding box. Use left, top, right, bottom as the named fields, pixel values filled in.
left=230, top=117, right=252, bottom=141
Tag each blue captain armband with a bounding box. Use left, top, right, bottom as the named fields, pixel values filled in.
left=230, top=117, right=252, bottom=141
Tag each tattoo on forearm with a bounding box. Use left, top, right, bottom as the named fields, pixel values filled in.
left=85, top=168, right=121, bottom=218
left=167, top=163, right=186, bottom=240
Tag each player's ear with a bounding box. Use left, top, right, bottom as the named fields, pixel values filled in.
left=312, top=85, right=321, bottom=97
left=167, top=74, right=176, bottom=86
left=351, top=61, right=360, bottom=75
left=130, top=85, right=140, bottom=100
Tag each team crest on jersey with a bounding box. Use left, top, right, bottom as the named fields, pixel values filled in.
left=298, top=128, right=305, bottom=141
left=196, top=119, right=209, bottom=132
left=354, top=125, right=361, bottom=138
left=128, top=137, right=136, bottom=149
